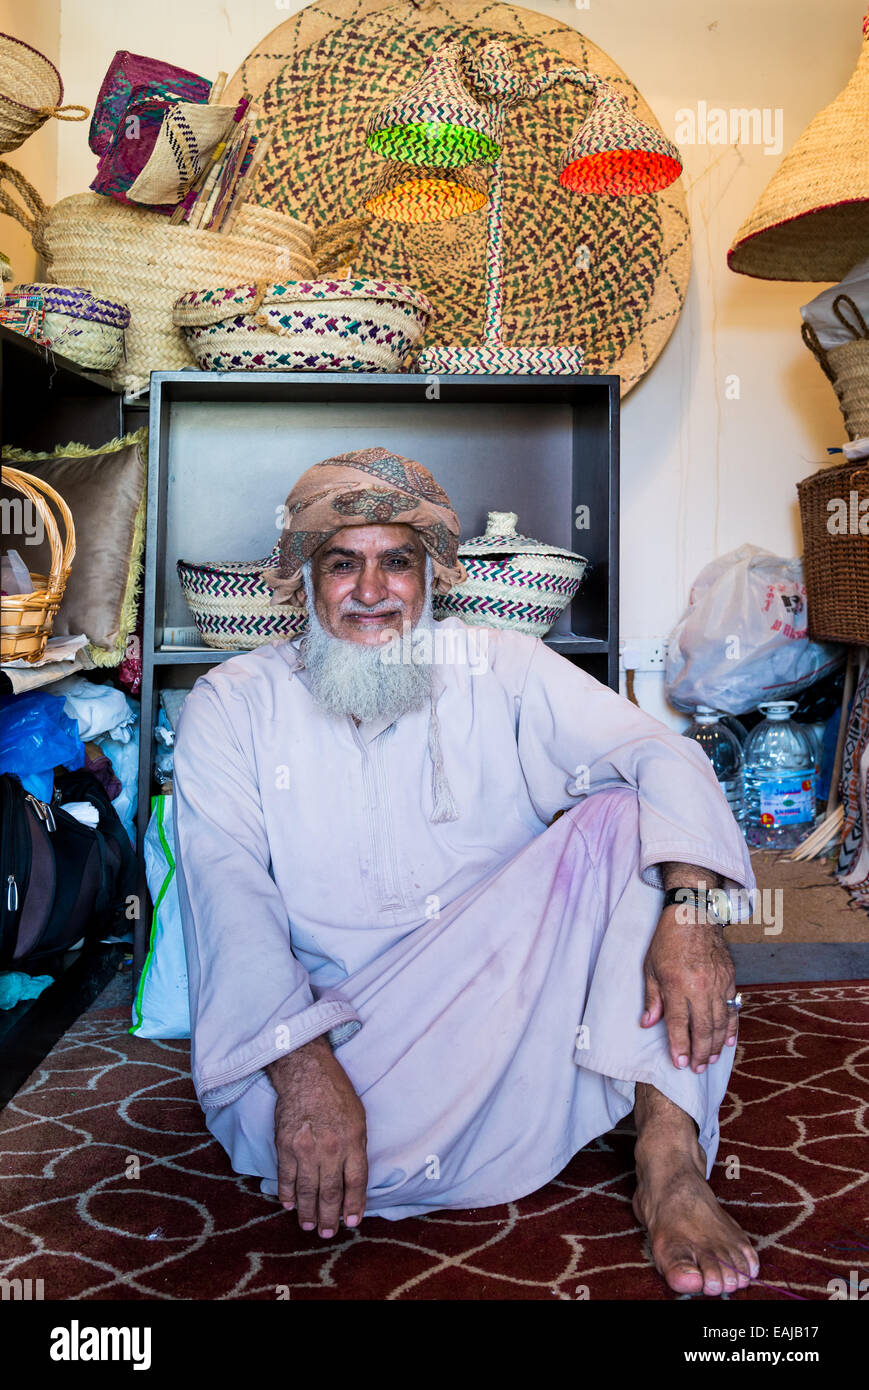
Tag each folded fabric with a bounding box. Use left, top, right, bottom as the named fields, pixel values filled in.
left=61, top=800, right=101, bottom=828
left=53, top=674, right=137, bottom=742
left=0, top=972, right=53, bottom=1010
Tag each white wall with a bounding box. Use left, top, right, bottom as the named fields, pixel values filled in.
left=3, top=0, right=862, bottom=721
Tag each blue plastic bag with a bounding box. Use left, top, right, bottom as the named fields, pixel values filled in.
left=0, top=690, right=85, bottom=800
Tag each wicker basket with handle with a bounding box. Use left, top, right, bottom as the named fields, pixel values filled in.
left=0, top=32, right=88, bottom=155
left=801, top=293, right=869, bottom=442
left=796, top=456, right=869, bottom=645
left=1, top=467, right=76, bottom=664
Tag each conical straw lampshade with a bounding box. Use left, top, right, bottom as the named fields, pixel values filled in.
left=365, top=162, right=489, bottom=223
left=366, top=41, right=502, bottom=169
left=728, top=9, right=869, bottom=281
left=560, top=89, right=682, bottom=195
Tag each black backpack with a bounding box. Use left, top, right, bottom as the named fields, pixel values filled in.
left=0, top=768, right=136, bottom=970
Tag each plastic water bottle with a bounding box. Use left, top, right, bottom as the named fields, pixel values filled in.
left=684, top=706, right=745, bottom=823
left=744, top=701, right=817, bottom=848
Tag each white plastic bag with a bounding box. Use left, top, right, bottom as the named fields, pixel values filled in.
left=665, top=544, right=843, bottom=714
left=130, top=793, right=190, bottom=1039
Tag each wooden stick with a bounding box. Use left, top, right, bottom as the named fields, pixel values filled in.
left=188, top=151, right=226, bottom=230
left=208, top=72, right=227, bottom=105
left=788, top=803, right=843, bottom=861
left=220, top=128, right=274, bottom=235
left=212, top=116, right=255, bottom=231
left=202, top=108, right=249, bottom=230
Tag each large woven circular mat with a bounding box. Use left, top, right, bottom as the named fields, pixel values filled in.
left=226, top=0, right=691, bottom=395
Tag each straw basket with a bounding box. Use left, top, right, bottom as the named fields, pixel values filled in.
left=1, top=467, right=75, bottom=663
left=0, top=33, right=88, bottom=155
left=801, top=294, right=869, bottom=442
left=177, top=541, right=307, bottom=650
left=13, top=282, right=130, bottom=370
left=35, top=192, right=319, bottom=393
left=432, top=510, right=587, bottom=636
left=797, top=457, right=869, bottom=645
left=173, top=277, right=433, bottom=371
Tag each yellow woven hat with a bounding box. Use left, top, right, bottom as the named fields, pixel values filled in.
left=728, top=7, right=869, bottom=281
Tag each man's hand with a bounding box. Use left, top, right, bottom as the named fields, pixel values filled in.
left=266, top=1035, right=368, bottom=1237
left=641, top=893, right=739, bottom=1074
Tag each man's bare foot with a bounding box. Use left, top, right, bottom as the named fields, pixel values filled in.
left=632, top=1083, right=760, bottom=1296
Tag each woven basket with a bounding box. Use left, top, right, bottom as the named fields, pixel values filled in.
left=0, top=32, right=88, bottom=156
left=221, top=0, right=692, bottom=398
left=797, top=457, right=869, bottom=646
left=432, top=510, right=587, bottom=636
left=801, top=293, right=869, bottom=441
left=173, top=276, right=433, bottom=371
left=13, top=281, right=130, bottom=370
left=177, top=541, right=307, bottom=650
left=0, top=467, right=75, bottom=663
left=34, top=192, right=319, bottom=393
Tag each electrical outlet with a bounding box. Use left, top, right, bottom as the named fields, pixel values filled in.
left=620, top=638, right=668, bottom=672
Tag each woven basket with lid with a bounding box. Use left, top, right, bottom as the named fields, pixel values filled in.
left=177, top=540, right=307, bottom=650
left=433, top=510, right=587, bottom=636
left=173, top=276, right=433, bottom=372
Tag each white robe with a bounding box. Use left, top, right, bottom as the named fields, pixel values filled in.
left=172, top=616, right=755, bottom=1218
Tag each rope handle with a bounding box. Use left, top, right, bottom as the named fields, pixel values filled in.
left=33, top=103, right=90, bottom=122
left=801, top=320, right=837, bottom=383
left=0, top=160, right=52, bottom=263
left=832, top=293, right=869, bottom=342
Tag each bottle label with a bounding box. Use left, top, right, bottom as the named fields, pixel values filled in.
left=759, top=774, right=815, bottom=826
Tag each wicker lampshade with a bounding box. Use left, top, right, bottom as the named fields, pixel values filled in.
left=728, top=8, right=869, bottom=281
left=365, top=161, right=489, bottom=223
left=560, top=88, right=683, bottom=195
left=366, top=40, right=502, bottom=168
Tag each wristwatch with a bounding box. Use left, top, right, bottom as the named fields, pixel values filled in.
left=662, top=886, right=733, bottom=927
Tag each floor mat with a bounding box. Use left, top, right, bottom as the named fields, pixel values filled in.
left=1, top=982, right=866, bottom=1300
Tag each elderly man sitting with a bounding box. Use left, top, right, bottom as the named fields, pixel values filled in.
left=172, top=447, right=760, bottom=1297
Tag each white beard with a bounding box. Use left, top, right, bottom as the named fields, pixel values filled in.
left=299, top=555, right=436, bottom=723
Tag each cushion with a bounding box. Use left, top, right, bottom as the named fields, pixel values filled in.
left=1, top=427, right=147, bottom=666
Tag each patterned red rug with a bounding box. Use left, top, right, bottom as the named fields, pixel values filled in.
left=1, top=982, right=866, bottom=1300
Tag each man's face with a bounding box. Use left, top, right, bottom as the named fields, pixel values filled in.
left=311, top=523, right=427, bottom=645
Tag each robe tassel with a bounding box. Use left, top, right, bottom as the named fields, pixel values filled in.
left=428, top=688, right=460, bottom=823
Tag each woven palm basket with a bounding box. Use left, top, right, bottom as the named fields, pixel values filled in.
left=0, top=467, right=75, bottom=664
left=222, top=0, right=691, bottom=396
left=728, top=7, right=869, bottom=281
left=0, top=32, right=88, bottom=156
left=32, top=192, right=319, bottom=394
left=177, top=542, right=307, bottom=650
left=797, top=458, right=869, bottom=646
left=432, top=510, right=587, bottom=636
left=801, top=294, right=869, bottom=442
left=173, top=276, right=433, bottom=371
left=13, top=282, right=130, bottom=370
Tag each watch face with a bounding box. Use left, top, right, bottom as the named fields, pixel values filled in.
left=707, top=888, right=731, bottom=924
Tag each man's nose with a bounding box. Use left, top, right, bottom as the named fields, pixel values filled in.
left=352, top=563, right=393, bottom=607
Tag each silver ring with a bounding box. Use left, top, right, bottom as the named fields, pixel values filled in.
left=725, top=993, right=743, bottom=1011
